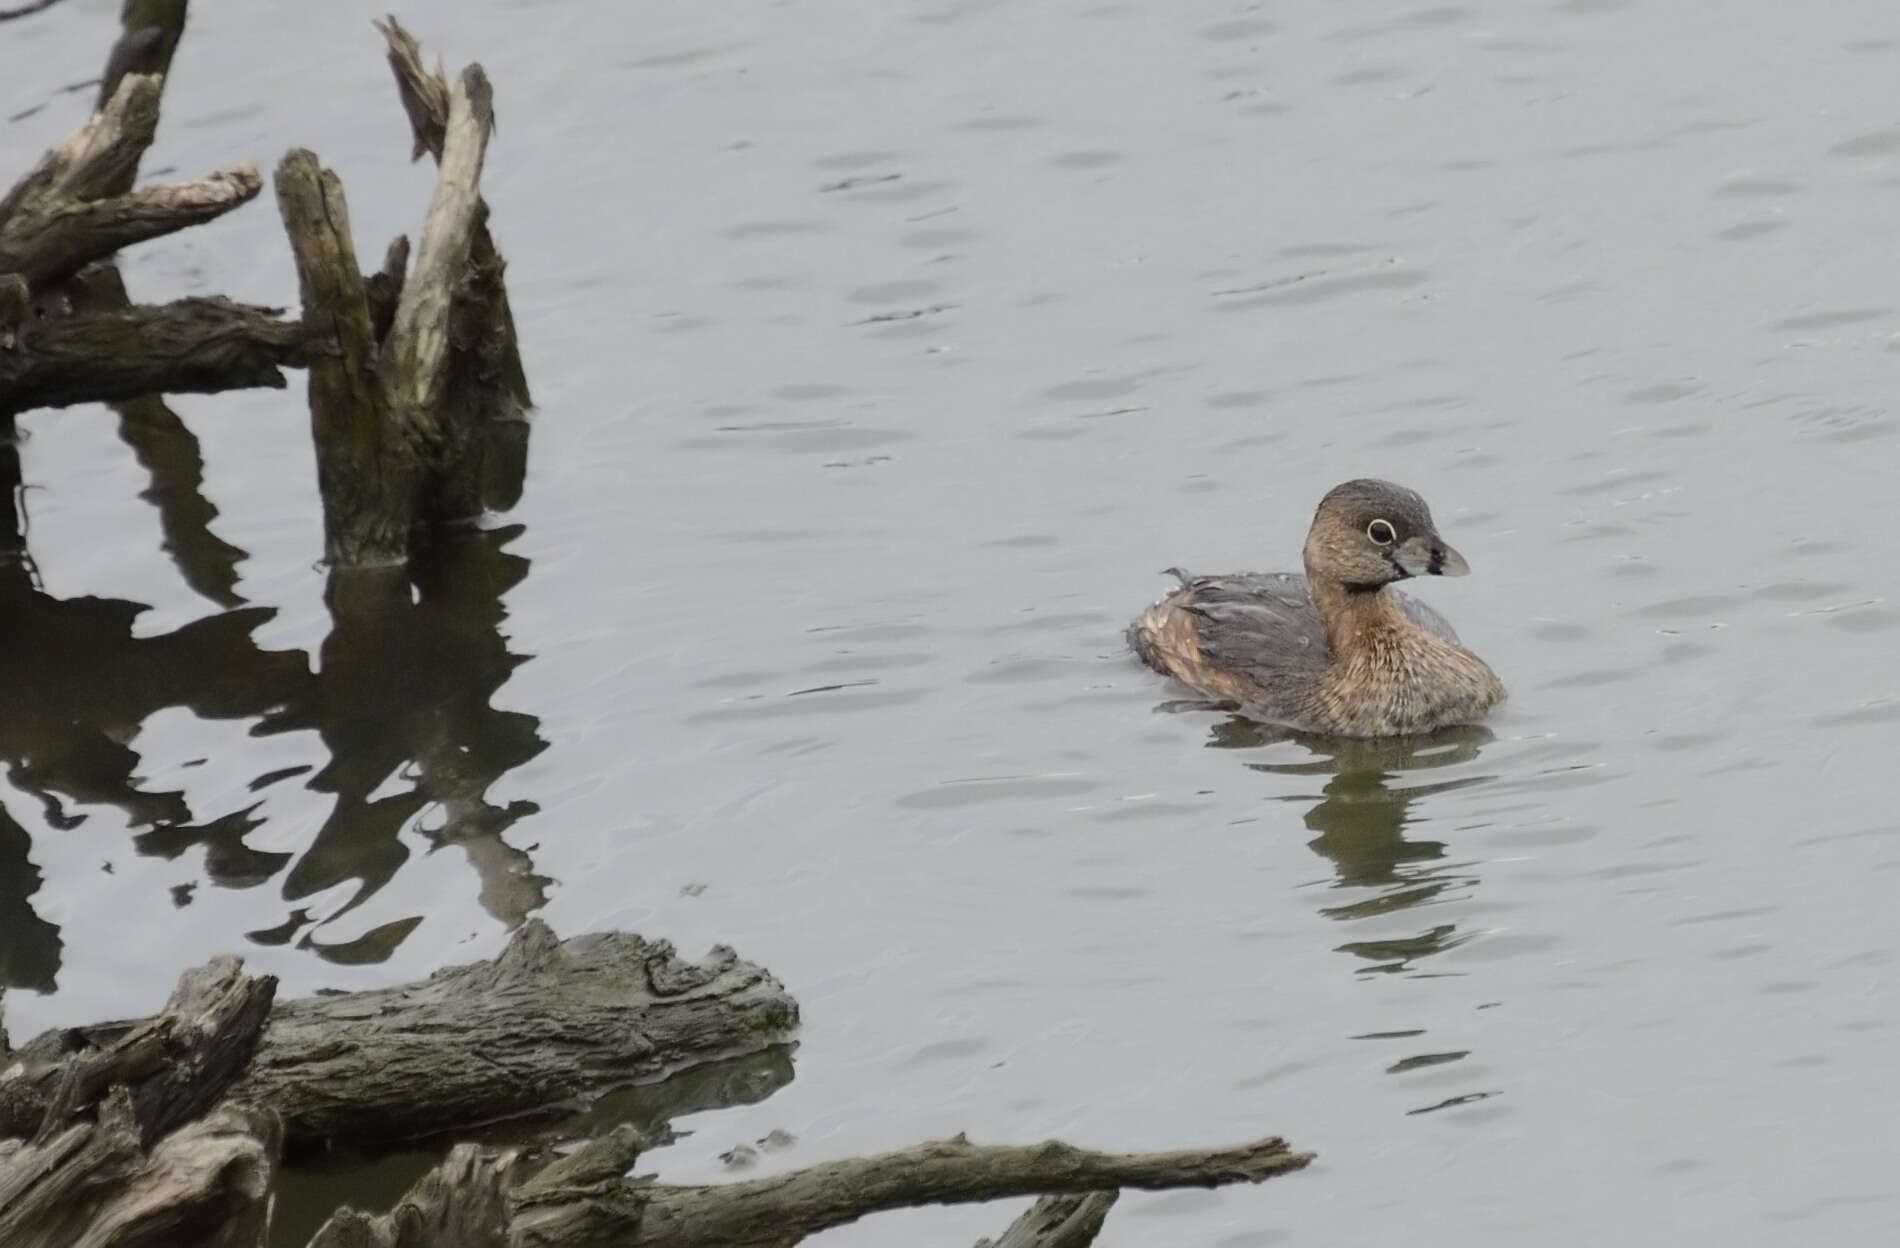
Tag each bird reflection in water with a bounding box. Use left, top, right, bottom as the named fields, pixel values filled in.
left=0, top=406, right=549, bottom=990
left=1208, top=719, right=1495, bottom=974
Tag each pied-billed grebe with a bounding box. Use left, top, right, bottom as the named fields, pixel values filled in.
left=1129, top=479, right=1505, bottom=737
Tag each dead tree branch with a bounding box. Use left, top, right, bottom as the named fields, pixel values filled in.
left=0, top=163, right=259, bottom=288
left=627, top=1132, right=1312, bottom=1248
left=342, top=1122, right=1308, bottom=1248
left=0, top=295, right=304, bottom=414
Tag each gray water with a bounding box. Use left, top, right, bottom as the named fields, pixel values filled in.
left=5, top=0, right=1900, bottom=1242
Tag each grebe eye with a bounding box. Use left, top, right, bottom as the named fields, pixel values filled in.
left=1367, top=519, right=1396, bottom=545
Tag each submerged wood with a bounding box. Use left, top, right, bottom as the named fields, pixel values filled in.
left=330, top=1121, right=1309, bottom=1248
left=307, top=1143, right=519, bottom=1248
left=271, top=40, right=528, bottom=563
left=387, top=66, right=491, bottom=428
left=0, top=59, right=300, bottom=417
left=0, top=958, right=279, bottom=1248
left=626, top=1131, right=1310, bottom=1248
left=377, top=15, right=531, bottom=515
left=0, top=294, right=304, bottom=414
left=274, top=148, right=412, bottom=565
left=0, top=1096, right=278, bottom=1248
left=974, top=1193, right=1119, bottom=1248
left=0, top=7, right=532, bottom=563
left=0, top=957, right=275, bottom=1148
left=0, top=920, right=798, bottom=1151
left=3, top=947, right=1303, bottom=1247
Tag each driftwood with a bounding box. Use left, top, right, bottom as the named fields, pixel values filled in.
left=0, top=292, right=303, bottom=411
left=0, top=5, right=531, bottom=567
left=2, top=944, right=1310, bottom=1246
left=0, top=959, right=279, bottom=1248
left=276, top=18, right=530, bottom=565
left=0, top=13, right=305, bottom=418
left=377, top=15, right=531, bottom=515
left=315, top=1120, right=1308, bottom=1248
left=0, top=157, right=259, bottom=290
left=0, top=920, right=797, bottom=1151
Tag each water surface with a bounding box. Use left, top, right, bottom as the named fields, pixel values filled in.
left=5, top=1, right=1900, bottom=1243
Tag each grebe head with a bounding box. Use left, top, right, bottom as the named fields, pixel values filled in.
left=1302, top=478, right=1470, bottom=589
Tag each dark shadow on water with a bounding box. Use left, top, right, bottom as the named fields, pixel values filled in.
left=265, top=1046, right=797, bottom=1248
left=0, top=802, right=61, bottom=993
left=0, top=408, right=551, bottom=984
left=114, top=394, right=248, bottom=609
left=1209, top=719, right=1495, bottom=974
left=253, top=529, right=553, bottom=957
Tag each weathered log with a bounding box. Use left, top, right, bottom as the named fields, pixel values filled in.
left=0, top=955, right=279, bottom=1248
left=0, top=295, right=304, bottom=414
left=974, top=1193, right=1118, bottom=1248
left=1, top=10, right=531, bottom=560
left=1, top=921, right=798, bottom=1151
left=0, top=1093, right=278, bottom=1248
left=307, top=1143, right=518, bottom=1248
left=0, top=163, right=259, bottom=289
left=499, top=1125, right=648, bottom=1247
left=2, top=957, right=276, bottom=1150
left=627, top=1132, right=1311, bottom=1248
left=246, top=920, right=796, bottom=1150
left=274, top=75, right=521, bottom=566
left=341, top=1122, right=1308, bottom=1248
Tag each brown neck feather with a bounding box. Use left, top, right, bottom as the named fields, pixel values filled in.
left=1306, top=572, right=1413, bottom=659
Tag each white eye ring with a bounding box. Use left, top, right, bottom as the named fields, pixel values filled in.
left=1367, top=519, right=1396, bottom=545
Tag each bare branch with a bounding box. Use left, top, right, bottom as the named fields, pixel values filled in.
left=0, top=163, right=259, bottom=288
left=635, top=1133, right=1310, bottom=1248
left=0, top=73, right=161, bottom=230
